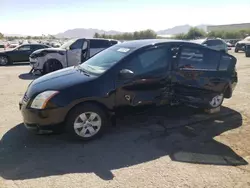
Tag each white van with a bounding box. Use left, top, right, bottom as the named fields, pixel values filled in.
left=29, top=38, right=120, bottom=74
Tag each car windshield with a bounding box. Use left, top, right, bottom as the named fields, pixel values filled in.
left=79, top=46, right=131, bottom=75
left=60, top=39, right=77, bottom=49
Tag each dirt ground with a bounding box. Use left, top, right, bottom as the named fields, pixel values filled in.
left=0, top=51, right=250, bottom=188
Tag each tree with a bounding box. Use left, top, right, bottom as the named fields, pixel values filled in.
left=174, top=33, right=187, bottom=40
left=94, top=33, right=100, bottom=38
left=0, top=32, right=4, bottom=39
left=185, top=27, right=206, bottom=39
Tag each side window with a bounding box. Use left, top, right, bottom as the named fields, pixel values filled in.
left=70, top=39, right=83, bottom=50
left=125, top=47, right=169, bottom=76
left=18, top=45, right=30, bottom=51
left=219, top=55, right=234, bottom=71
left=31, top=45, right=44, bottom=51
left=178, top=47, right=220, bottom=70
left=90, top=40, right=111, bottom=48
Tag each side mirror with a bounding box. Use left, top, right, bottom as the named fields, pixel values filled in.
left=119, top=69, right=134, bottom=79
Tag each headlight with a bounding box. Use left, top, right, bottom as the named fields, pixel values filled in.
left=30, top=90, right=59, bottom=109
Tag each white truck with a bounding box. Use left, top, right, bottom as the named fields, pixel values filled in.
left=29, top=38, right=120, bottom=74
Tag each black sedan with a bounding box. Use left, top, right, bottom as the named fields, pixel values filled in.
left=0, top=44, right=50, bottom=66
left=20, top=39, right=238, bottom=140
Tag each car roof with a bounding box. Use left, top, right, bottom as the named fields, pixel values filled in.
left=115, top=39, right=199, bottom=49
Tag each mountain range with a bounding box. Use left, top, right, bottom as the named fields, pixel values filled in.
left=55, top=24, right=208, bottom=38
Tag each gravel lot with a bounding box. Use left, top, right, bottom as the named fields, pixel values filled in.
left=0, top=51, right=250, bottom=188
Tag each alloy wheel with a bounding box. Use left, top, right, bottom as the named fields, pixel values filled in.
left=73, top=112, right=102, bottom=138
left=209, top=94, right=224, bottom=108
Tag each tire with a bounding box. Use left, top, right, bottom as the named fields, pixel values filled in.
left=234, top=48, right=238, bottom=53
left=246, top=53, right=250, bottom=57
left=42, top=60, right=63, bottom=74
left=208, top=94, right=224, bottom=109
left=0, top=56, right=9, bottom=66
left=66, top=103, right=109, bottom=141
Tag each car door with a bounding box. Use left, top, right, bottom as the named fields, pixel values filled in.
left=67, top=39, right=89, bottom=66
left=172, top=45, right=226, bottom=106
left=114, top=45, right=173, bottom=114
left=11, top=45, right=31, bottom=62
left=89, top=39, right=112, bottom=57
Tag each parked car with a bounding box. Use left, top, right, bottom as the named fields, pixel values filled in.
left=245, top=44, right=250, bottom=57
left=29, top=38, right=120, bottom=74
left=201, top=38, right=228, bottom=53
left=20, top=39, right=238, bottom=140
left=235, top=36, right=250, bottom=52
left=8, top=43, right=19, bottom=49
left=0, top=44, right=6, bottom=51
left=0, top=44, right=50, bottom=66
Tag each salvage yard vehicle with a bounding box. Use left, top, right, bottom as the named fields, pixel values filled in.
left=202, top=38, right=228, bottom=53
left=0, top=44, right=50, bottom=65
left=20, top=39, right=238, bottom=140
left=245, top=44, right=250, bottom=57
left=235, top=36, right=250, bottom=53
left=29, top=38, right=120, bottom=74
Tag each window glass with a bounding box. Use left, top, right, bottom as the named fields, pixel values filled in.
left=90, top=40, right=111, bottom=48
left=79, top=46, right=130, bottom=75
left=125, top=47, right=168, bottom=75
left=31, top=45, right=45, bottom=50
left=70, top=39, right=84, bottom=50
left=18, top=45, right=30, bottom=51
left=204, top=40, right=222, bottom=46
left=219, top=55, right=233, bottom=71
left=178, top=47, right=220, bottom=70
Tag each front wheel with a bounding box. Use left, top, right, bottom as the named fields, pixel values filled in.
left=234, top=48, right=238, bottom=53
left=208, top=94, right=224, bottom=109
left=43, top=60, right=63, bottom=74
left=66, top=104, right=108, bottom=140
left=246, top=53, right=250, bottom=57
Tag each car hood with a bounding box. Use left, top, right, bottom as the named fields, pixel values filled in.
left=26, top=66, right=97, bottom=97
left=32, top=47, right=66, bottom=54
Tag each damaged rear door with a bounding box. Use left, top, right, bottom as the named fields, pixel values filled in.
left=172, top=44, right=229, bottom=107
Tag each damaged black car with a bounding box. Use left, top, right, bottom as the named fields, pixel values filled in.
left=20, top=39, right=238, bottom=140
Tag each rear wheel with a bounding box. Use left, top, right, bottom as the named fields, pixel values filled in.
left=43, top=60, right=63, bottom=74
left=208, top=94, right=224, bottom=109
left=246, top=53, right=250, bottom=57
left=0, top=56, right=9, bottom=66
left=66, top=103, right=109, bottom=140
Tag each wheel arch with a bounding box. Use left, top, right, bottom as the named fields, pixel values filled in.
left=65, top=100, right=114, bottom=123
left=44, top=58, right=63, bottom=68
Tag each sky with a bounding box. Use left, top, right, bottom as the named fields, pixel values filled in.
left=0, top=0, right=250, bottom=36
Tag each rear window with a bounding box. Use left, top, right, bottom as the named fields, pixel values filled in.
left=203, top=40, right=223, bottom=46
left=0, top=44, right=5, bottom=48
left=90, top=40, right=112, bottom=48
left=178, top=47, right=220, bottom=70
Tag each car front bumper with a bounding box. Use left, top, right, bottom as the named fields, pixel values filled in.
left=19, top=101, right=67, bottom=132
left=29, top=57, right=40, bottom=69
